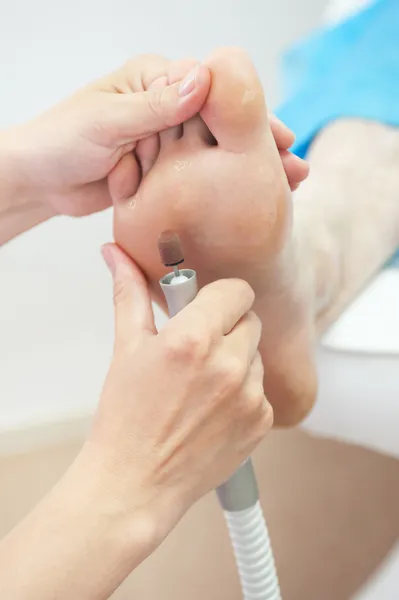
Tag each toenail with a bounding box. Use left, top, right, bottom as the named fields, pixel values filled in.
left=178, top=66, right=199, bottom=97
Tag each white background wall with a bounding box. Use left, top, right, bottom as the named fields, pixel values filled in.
left=0, top=0, right=326, bottom=126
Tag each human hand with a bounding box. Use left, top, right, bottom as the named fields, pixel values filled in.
left=6, top=56, right=210, bottom=217
left=84, top=244, right=272, bottom=541
left=0, top=242, right=270, bottom=599
left=4, top=51, right=304, bottom=220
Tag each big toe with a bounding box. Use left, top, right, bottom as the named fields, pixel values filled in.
left=201, top=47, right=268, bottom=152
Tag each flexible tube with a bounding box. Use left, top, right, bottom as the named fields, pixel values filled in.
left=160, top=270, right=282, bottom=600
left=224, top=501, right=281, bottom=600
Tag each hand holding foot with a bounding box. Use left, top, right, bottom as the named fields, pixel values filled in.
left=1, top=55, right=211, bottom=220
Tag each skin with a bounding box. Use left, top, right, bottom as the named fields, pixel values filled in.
left=0, top=245, right=272, bottom=599
left=111, top=52, right=399, bottom=431
left=111, top=48, right=316, bottom=426
left=294, top=118, right=399, bottom=332
left=0, top=55, right=305, bottom=246
left=0, top=55, right=212, bottom=243
left=0, top=52, right=291, bottom=599
left=0, top=51, right=308, bottom=598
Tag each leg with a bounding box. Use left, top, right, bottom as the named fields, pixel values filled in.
left=295, top=119, right=399, bottom=334
left=111, top=48, right=317, bottom=426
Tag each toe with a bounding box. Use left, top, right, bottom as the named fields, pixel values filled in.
left=165, top=59, right=214, bottom=146
left=133, top=76, right=167, bottom=174
left=108, top=152, right=141, bottom=206
left=280, top=150, right=310, bottom=189
left=269, top=114, right=296, bottom=150
left=182, top=115, right=215, bottom=146
left=136, top=134, right=160, bottom=177
left=148, top=75, right=183, bottom=150
left=160, top=124, right=183, bottom=148
left=201, top=47, right=268, bottom=152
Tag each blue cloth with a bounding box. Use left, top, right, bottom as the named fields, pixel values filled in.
left=276, top=0, right=399, bottom=159
left=276, top=0, right=399, bottom=268
left=387, top=249, right=399, bottom=269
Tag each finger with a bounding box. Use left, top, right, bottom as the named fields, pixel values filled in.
left=223, top=311, right=262, bottom=366
left=62, top=179, right=111, bottom=217
left=242, top=353, right=268, bottom=411
left=269, top=113, right=295, bottom=150
left=129, top=55, right=170, bottom=90
left=108, top=152, right=141, bottom=205
left=166, top=58, right=199, bottom=85
left=130, top=76, right=167, bottom=179
left=150, top=75, right=183, bottom=146
left=240, top=352, right=272, bottom=425
left=246, top=352, right=265, bottom=388
left=101, top=243, right=156, bottom=348
left=98, top=55, right=200, bottom=94
left=107, top=64, right=211, bottom=145
left=136, top=134, right=160, bottom=178
left=150, top=60, right=201, bottom=147
left=96, top=54, right=171, bottom=93
left=164, top=279, right=255, bottom=341
left=280, top=150, right=310, bottom=188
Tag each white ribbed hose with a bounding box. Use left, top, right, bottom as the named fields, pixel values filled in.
left=224, top=501, right=282, bottom=600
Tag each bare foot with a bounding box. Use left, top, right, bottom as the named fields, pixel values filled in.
left=110, top=48, right=316, bottom=426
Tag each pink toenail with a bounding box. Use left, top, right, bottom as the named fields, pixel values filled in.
left=178, top=66, right=199, bottom=97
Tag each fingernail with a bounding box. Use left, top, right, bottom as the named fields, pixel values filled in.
left=178, top=66, right=199, bottom=97
left=101, top=245, right=116, bottom=277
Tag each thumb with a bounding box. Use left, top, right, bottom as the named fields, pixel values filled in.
left=109, top=64, right=211, bottom=144
left=101, top=243, right=156, bottom=348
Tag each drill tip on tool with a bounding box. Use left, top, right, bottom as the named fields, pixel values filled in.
left=158, top=230, right=185, bottom=267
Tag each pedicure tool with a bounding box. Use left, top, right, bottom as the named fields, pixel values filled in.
left=158, top=230, right=281, bottom=600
